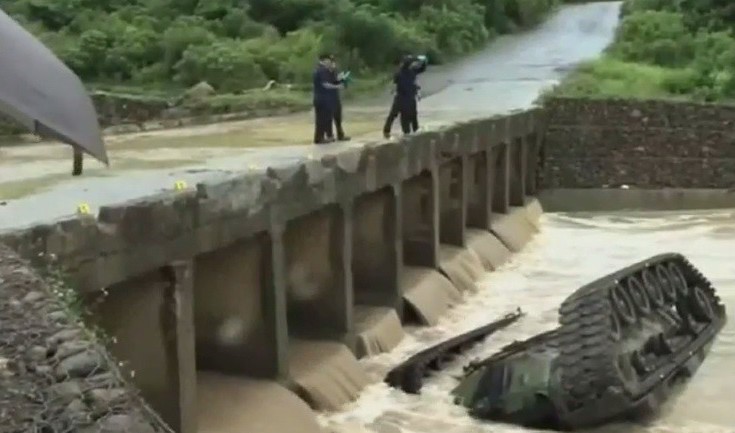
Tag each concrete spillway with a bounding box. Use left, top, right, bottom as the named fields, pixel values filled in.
left=0, top=12, right=558, bottom=425
left=1, top=108, right=545, bottom=433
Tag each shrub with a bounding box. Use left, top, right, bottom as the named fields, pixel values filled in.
left=554, top=0, right=735, bottom=102
left=175, top=40, right=268, bottom=91
left=4, top=0, right=561, bottom=92
left=612, top=11, right=694, bottom=67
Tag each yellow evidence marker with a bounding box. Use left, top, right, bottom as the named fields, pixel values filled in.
left=174, top=180, right=188, bottom=191
left=76, top=202, right=91, bottom=215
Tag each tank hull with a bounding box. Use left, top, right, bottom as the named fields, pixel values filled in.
left=451, top=253, right=727, bottom=430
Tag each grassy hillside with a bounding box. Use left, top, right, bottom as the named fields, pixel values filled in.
left=552, top=0, right=735, bottom=102
left=5, top=0, right=562, bottom=97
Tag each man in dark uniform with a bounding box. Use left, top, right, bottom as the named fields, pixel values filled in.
left=313, top=53, right=343, bottom=144
left=381, top=56, right=405, bottom=139
left=383, top=54, right=427, bottom=138
left=326, top=58, right=350, bottom=141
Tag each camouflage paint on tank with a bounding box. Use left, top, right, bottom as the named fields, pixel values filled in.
left=453, top=345, right=561, bottom=424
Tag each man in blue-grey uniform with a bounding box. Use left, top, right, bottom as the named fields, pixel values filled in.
left=326, top=58, right=350, bottom=141
left=312, top=53, right=344, bottom=144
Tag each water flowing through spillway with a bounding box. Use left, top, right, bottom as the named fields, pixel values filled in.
left=319, top=210, right=735, bottom=433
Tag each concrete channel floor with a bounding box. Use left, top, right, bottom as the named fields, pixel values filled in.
left=0, top=2, right=621, bottom=232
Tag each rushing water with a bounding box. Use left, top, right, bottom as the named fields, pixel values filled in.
left=319, top=210, right=735, bottom=433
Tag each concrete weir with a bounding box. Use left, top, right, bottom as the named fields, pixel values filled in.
left=1, top=109, right=545, bottom=432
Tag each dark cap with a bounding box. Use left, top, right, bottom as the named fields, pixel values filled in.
left=319, top=53, right=335, bottom=61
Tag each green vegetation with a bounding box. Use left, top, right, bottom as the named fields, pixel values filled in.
left=553, top=0, right=735, bottom=102
left=6, top=0, right=561, bottom=99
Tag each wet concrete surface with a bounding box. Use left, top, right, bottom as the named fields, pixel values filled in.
left=0, top=2, right=621, bottom=232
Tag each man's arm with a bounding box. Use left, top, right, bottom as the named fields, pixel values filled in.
left=413, top=62, right=427, bottom=74
left=330, top=70, right=343, bottom=84
left=320, top=68, right=343, bottom=89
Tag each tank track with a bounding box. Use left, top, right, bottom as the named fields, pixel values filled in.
left=384, top=308, right=524, bottom=394
left=553, top=253, right=727, bottom=429
left=446, top=253, right=726, bottom=430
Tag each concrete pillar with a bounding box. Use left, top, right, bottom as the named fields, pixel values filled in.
left=526, top=133, right=540, bottom=196
left=466, top=151, right=492, bottom=230
left=509, top=137, right=527, bottom=206
left=439, top=157, right=467, bottom=246
left=402, top=170, right=439, bottom=268
left=84, top=269, right=192, bottom=433
left=265, top=226, right=291, bottom=380
left=352, top=187, right=402, bottom=312
left=492, top=144, right=510, bottom=214
left=335, top=202, right=355, bottom=346
left=162, top=261, right=197, bottom=433
left=392, top=183, right=405, bottom=309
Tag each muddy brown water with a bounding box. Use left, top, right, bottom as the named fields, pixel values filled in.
left=317, top=210, right=735, bottom=433
left=196, top=207, right=735, bottom=433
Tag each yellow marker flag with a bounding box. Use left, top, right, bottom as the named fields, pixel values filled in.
left=174, top=180, right=187, bottom=191
left=248, top=164, right=259, bottom=171
left=77, top=203, right=91, bottom=215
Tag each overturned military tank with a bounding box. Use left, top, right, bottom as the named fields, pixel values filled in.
left=385, top=253, right=726, bottom=430
left=451, top=253, right=726, bottom=430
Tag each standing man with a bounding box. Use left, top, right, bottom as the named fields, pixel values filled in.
left=326, top=58, right=350, bottom=141
left=383, top=54, right=427, bottom=138
left=312, top=53, right=343, bottom=144
left=382, top=56, right=405, bottom=139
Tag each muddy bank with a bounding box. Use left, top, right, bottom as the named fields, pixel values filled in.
left=0, top=244, right=169, bottom=433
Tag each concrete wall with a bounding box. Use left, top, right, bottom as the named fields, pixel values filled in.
left=352, top=187, right=400, bottom=309
left=0, top=108, right=544, bottom=432
left=539, top=97, right=735, bottom=211
left=541, top=97, right=735, bottom=189
left=84, top=269, right=182, bottom=430
left=192, top=234, right=278, bottom=378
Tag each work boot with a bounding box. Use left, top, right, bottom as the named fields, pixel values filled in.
left=383, top=131, right=391, bottom=139
left=337, top=135, right=351, bottom=141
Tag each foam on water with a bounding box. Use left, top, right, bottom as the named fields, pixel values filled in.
left=319, top=210, right=735, bottom=433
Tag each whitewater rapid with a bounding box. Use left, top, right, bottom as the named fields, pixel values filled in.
left=319, top=210, right=735, bottom=433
